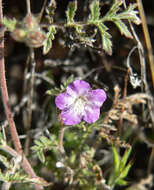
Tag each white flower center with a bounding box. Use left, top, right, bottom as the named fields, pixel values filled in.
left=73, top=96, right=86, bottom=115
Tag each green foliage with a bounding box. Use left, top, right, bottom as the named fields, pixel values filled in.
left=0, top=154, right=43, bottom=186
left=46, top=0, right=57, bottom=23
left=0, top=170, right=28, bottom=184
left=46, top=75, right=74, bottom=96
left=0, top=131, right=6, bottom=145
left=89, top=0, right=100, bottom=21
left=32, top=135, right=58, bottom=163
left=87, top=0, right=140, bottom=54
left=66, top=0, right=77, bottom=25
left=0, top=155, right=10, bottom=168
left=2, top=17, right=17, bottom=32
left=4, top=0, right=140, bottom=55
left=101, top=1, right=138, bottom=38
left=43, top=25, right=56, bottom=54
left=97, top=23, right=112, bottom=55
left=108, top=146, right=133, bottom=189
left=46, top=87, right=61, bottom=96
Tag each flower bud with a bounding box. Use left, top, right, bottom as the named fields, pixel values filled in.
left=11, top=28, right=27, bottom=42
left=26, top=29, right=46, bottom=48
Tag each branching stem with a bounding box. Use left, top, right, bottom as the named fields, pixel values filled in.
left=0, top=1, right=43, bottom=189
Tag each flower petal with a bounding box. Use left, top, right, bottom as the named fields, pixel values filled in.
left=66, top=80, right=90, bottom=97
left=61, top=107, right=82, bottom=125
left=83, top=106, right=100, bottom=123
left=87, top=89, right=107, bottom=107
left=55, top=92, right=74, bottom=110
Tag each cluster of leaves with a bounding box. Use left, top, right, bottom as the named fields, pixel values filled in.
left=65, top=0, right=140, bottom=55
left=1, top=0, right=142, bottom=189
left=108, top=146, right=133, bottom=189
left=2, top=0, right=140, bottom=55
left=0, top=133, right=37, bottom=187
left=31, top=118, right=133, bottom=190
left=32, top=135, right=58, bottom=163
left=46, top=75, right=74, bottom=96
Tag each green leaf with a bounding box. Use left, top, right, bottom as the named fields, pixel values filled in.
left=66, top=0, right=77, bottom=24
left=119, top=161, right=133, bottom=179
left=89, top=0, right=100, bottom=21
left=114, top=20, right=132, bottom=38
left=34, top=139, right=44, bottom=147
left=2, top=17, right=17, bottom=32
left=112, top=146, right=120, bottom=173
left=63, top=75, right=74, bottom=88
left=107, top=1, right=122, bottom=15
left=97, top=23, right=112, bottom=55
left=0, top=155, right=10, bottom=168
left=119, top=146, right=132, bottom=172
left=46, top=0, right=56, bottom=23
left=43, top=25, right=56, bottom=55
left=46, top=88, right=61, bottom=96
left=37, top=149, right=45, bottom=163
left=118, top=4, right=141, bottom=25
left=116, top=179, right=128, bottom=186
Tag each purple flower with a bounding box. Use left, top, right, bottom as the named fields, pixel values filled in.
left=55, top=80, right=107, bottom=125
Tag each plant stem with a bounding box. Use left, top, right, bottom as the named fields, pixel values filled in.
left=147, top=147, right=154, bottom=175
left=26, top=0, right=31, bottom=15
left=58, top=115, right=65, bottom=153
left=136, top=0, right=154, bottom=88
left=24, top=48, right=35, bottom=156
left=0, top=2, right=22, bottom=156
left=0, top=1, right=43, bottom=189
left=0, top=144, right=48, bottom=188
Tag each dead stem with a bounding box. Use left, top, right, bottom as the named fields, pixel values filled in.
left=123, top=0, right=154, bottom=124
left=136, top=0, right=154, bottom=88
left=38, top=0, right=48, bottom=23
left=117, top=70, right=129, bottom=136
left=24, top=48, right=36, bottom=156
left=147, top=147, right=154, bottom=175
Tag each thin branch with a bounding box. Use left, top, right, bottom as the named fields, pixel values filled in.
left=123, top=0, right=154, bottom=124
left=117, top=69, right=129, bottom=136
left=24, top=48, right=36, bottom=156
left=26, top=0, right=31, bottom=15
left=0, top=1, right=44, bottom=189
left=147, top=148, right=154, bottom=175
left=136, top=0, right=154, bottom=88
left=38, top=0, right=48, bottom=23
left=0, top=144, right=48, bottom=188
left=0, top=0, right=22, bottom=156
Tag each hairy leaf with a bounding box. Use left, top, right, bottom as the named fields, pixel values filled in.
left=43, top=25, right=56, bottom=55
left=97, top=23, right=112, bottom=55
left=66, top=0, right=77, bottom=24
left=89, top=0, right=100, bottom=21
left=118, top=4, right=141, bottom=25
left=114, top=20, right=132, bottom=38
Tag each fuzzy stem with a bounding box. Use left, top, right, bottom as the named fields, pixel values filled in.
left=58, top=115, right=65, bottom=153
left=0, top=1, right=43, bottom=189
left=0, top=1, right=22, bottom=156
left=26, top=0, right=31, bottom=15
